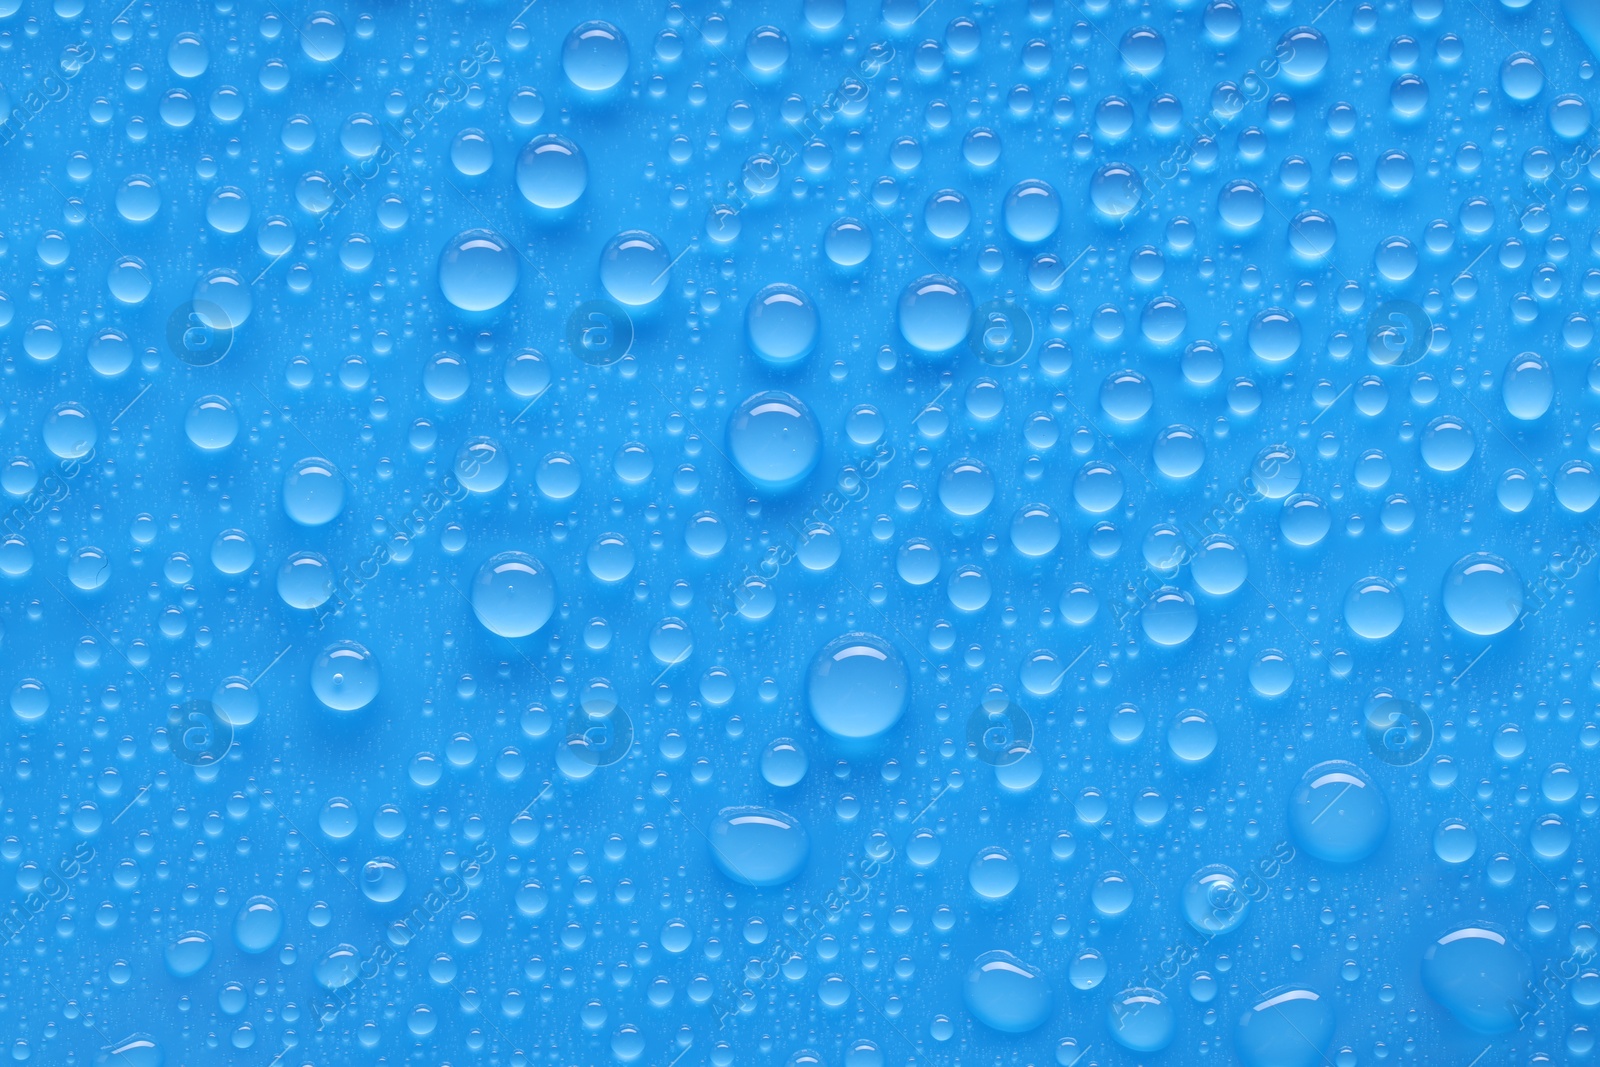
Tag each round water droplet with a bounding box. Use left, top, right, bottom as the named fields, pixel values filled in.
left=1442, top=552, right=1523, bottom=636
left=563, top=21, right=629, bottom=92
left=761, top=738, right=808, bottom=787
left=1108, top=988, right=1175, bottom=1052
left=745, top=283, right=818, bottom=366
left=282, top=457, right=344, bottom=526
left=438, top=229, right=518, bottom=312
left=1235, top=987, right=1337, bottom=1067
left=963, top=950, right=1053, bottom=1033
left=806, top=632, right=909, bottom=741
left=1183, top=864, right=1249, bottom=934
left=165, top=931, right=213, bottom=977
left=311, top=640, right=381, bottom=712
left=897, top=274, right=972, bottom=354
left=1421, top=925, right=1531, bottom=1034
left=600, top=230, right=671, bottom=307
left=826, top=218, right=872, bottom=266
left=1003, top=179, right=1060, bottom=243
left=1344, top=576, right=1404, bottom=639
left=234, top=895, right=283, bottom=954
left=1502, top=352, right=1553, bottom=420
left=471, top=551, right=556, bottom=638
left=361, top=856, right=406, bottom=903
left=968, top=846, right=1019, bottom=900
left=708, top=806, right=809, bottom=887
left=516, top=134, right=587, bottom=210
left=1287, top=760, right=1389, bottom=863
left=727, top=390, right=821, bottom=493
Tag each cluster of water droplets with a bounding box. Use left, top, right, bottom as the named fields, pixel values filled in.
left=3, top=0, right=1600, bottom=1065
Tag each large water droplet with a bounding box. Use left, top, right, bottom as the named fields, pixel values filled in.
left=471, top=551, right=556, bottom=638
left=438, top=229, right=519, bottom=312
left=727, top=390, right=821, bottom=493
left=707, top=806, right=809, bottom=886
left=1287, top=760, right=1389, bottom=862
left=1442, top=552, right=1523, bottom=636
left=1421, top=925, right=1531, bottom=1034
left=963, top=950, right=1053, bottom=1033
left=806, top=632, right=909, bottom=740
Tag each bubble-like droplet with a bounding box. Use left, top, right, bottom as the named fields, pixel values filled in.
left=315, top=944, right=361, bottom=989
left=1442, top=552, right=1523, bottom=636
left=760, top=738, right=808, bottom=787
left=1287, top=760, right=1389, bottom=863
left=1248, top=307, right=1301, bottom=362
left=1003, top=180, right=1060, bottom=243
left=1235, top=987, right=1337, bottom=1067
left=95, top=1035, right=163, bottom=1067
left=516, top=134, right=587, bottom=210
left=745, top=283, right=819, bottom=366
left=165, top=931, right=213, bottom=977
left=193, top=268, right=251, bottom=328
left=233, top=895, right=283, bottom=954
left=282, top=457, right=345, bottom=527
left=185, top=395, right=237, bottom=450
left=43, top=402, right=96, bottom=460
left=1090, top=162, right=1143, bottom=218
left=1501, top=352, right=1553, bottom=420
left=1277, top=27, right=1329, bottom=80
left=1344, top=576, right=1404, bottom=639
left=897, top=274, right=973, bottom=354
left=825, top=218, right=872, bottom=266
left=471, top=551, right=556, bottom=638
left=311, top=640, right=381, bottom=712
left=1183, top=864, right=1249, bottom=934
left=437, top=229, right=519, bottom=312
left=1421, top=415, right=1475, bottom=472
left=300, top=11, right=346, bottom=62
left=361, top=856, right=407, bottom=903
left=600, top=230, right=671, bottom=307
left=968, top=846, right=1019, bottom=900
left=1108, top=987, right=1175, bottom=1052
left=727, top=390, right=821, bottom=493
left=563, top=20, right=630, bottom=92
left=708, top=806, right=809, bottom=887
left=963, top=951, right=1053, bottom=1033
left=806, top=632, right=909, bottom=741
left=1421, top=925, right=1531, bottom=1034
left=1142, top=588, right=1198, bottom=647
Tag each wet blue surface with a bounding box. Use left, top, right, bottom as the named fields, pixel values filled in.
left=1, top=0, right=1599, bottom=1064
